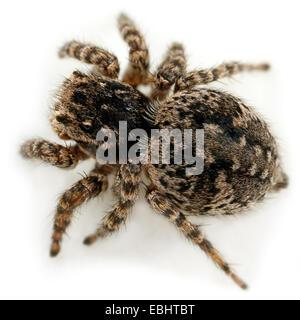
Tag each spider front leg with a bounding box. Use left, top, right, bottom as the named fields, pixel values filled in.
left=146, top=188, right=248, bottom=290
left=58, top=41, right=120, bottom=78
left=151, top=42, right=186, bottom=101
left=118, top=14, right=150, bottom=87
left=83, top=164, right=141, bottom=245
left=50, top=165, right=112, bottom=257
left=20, top=139, right=89, bottom=168
left=175, top=61, right=270, bottom=91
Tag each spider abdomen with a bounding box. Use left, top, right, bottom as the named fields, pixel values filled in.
left=147, top=88, right=282, bottom=215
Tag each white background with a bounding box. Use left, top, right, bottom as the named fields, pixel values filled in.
left=1, top=0, right=299, bottom=300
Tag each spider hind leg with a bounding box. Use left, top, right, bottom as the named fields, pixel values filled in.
left=146, top=188, right=248, bottom=290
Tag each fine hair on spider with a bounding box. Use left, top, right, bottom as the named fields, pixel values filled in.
left=20, top=13, right=288, bottom=290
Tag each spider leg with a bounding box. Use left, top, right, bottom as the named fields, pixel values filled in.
left=50, top=113, right=71, bottom=140
left=146, top=188, right=248, bottom=290
left=20, top=139, right=89, bottom=168
left=58, top=41, right=119, bottom=78
left=50, top=165, right=111, bottom=257
left=83, top=164, right=141, bottom=245
left=151, top=43, right=186, bottom=101
left=175, top=61, right=270, bottom=92
left=111, top=168, right=121, bottom=197
left=118, top=14, right=150, bottom=87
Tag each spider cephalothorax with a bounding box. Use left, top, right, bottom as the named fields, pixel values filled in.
left=21, top=14, right=288, bottom=289
left=53, top=71, right=152, bottom=145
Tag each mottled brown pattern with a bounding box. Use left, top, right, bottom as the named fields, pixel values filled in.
left=118, top=14, right=150, bottom=87
left=20, top=139, right=88, bottom=168
left=20, top=14, right=288, bottom=290
left=175, top=62, right=270, bottom=91
left=151, top=42, right=186, bottom=101
left=84, top=164, right=141, bottom=245
left=59, top=41, right=120, bottom=78
left=51, top=164, right=109, bottom=257
left=147, top=189, right=247, bottom=289
left=147, top=88, right=283, bottom=216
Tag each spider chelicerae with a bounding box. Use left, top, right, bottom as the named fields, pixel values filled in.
left=21, top=14, right=288, bottom=289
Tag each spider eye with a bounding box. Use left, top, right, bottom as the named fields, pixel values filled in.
left=80, top=121, right=94, bottom=133
left=56, top=115, right=72, bottom=125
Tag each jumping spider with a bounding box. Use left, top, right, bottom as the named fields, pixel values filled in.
left=21, top=14, right=288, bottom=289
